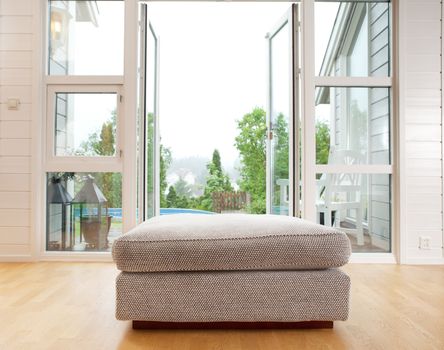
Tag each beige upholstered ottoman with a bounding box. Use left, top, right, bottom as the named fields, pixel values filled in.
left=112, top=214, right=351, bottom=329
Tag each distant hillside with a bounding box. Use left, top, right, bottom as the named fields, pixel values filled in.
left=167, top=156, right=241, bottom=196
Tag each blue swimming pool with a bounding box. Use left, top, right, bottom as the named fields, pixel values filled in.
left=160, top=208, right=214, bottom=215
left=74, top=208, right=214, bottom=219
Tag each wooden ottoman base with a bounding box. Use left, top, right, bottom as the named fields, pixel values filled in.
left=132, top=321, right=334, bottom=330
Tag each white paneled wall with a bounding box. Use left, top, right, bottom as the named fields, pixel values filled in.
left=400, top=0, right=444, bottom=263
left=0, top=0, right=442, bottom=263
left=0, top=0, right=33, bottom=259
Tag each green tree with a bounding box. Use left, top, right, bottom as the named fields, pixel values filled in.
left=166, top=186, right=178, bottom=208
left=175, top=195, right=190, bottom=209
left=199, top=149, right=233, bottom=211
left=211, top=149, right=222, bottom=175
left=234, top=107, right=267, bottom=214
left=77, top=111, right=121, bottom=208
left=273, top=113, right=289, bottom=201
left=174, top=177, right=192, bottom=198
left=316, top=121, right=330, bottom=165
left=160, top=145, right=172, bottom=208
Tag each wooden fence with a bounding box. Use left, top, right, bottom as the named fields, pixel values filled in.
left=212, top=192, right=251, bottom=213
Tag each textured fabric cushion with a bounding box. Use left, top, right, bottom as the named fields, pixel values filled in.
left=113, top=214, right=351, bottom=272
left=116, top=269, right=351, bottom=322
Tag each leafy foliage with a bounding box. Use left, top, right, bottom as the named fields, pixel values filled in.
left=271, top=113, right=289, bottom=207
left=166, top=186, right=178, bottom=208
left=77, top=111, right=121, bottom=208
left=159, top=145, right=172, bottom=208
left=316, top=121, right=330, bottom=165
left=234, top=107, right=267, bottom=213
left=174, top=176, right=192, bottom=198
left=198, top=149, right=233, bottom=211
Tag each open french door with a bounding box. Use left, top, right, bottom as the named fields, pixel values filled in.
left=139, top=4, right=160, bottom=221
left=266, top=4, right=300, bottom=217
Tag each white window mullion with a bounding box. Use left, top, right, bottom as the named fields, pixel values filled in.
left=314, top=164, right=393, bottom=174
left=314, top=76, right=392, bottom=87
left=122, top=0, right=139, bottom=233
left=301, top=0, right=316, bottom=221
left=45, top=76, right=124, bottom=85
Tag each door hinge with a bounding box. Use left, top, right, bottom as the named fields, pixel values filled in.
left=119, top=149, right=123, bottom=157
left=119, top=95, right=123, bottom=103
left=268, top=131, right=273, bottom=140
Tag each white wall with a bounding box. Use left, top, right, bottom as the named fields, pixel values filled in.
left=399, top=0, right=444, bottom=263
left=0, top=0, right=442, bottom=263
left=0, top=0, right=35, bottom=260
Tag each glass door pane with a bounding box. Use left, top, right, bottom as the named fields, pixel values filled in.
left=139, top=4, right=160, bottom=220
left=267, top=5, right=299, bottom=216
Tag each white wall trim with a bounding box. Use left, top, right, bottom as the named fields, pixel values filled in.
left=404, top=258, right=444, bottom=265
left=30, top=0, right=45, bottom=261
left=0, top=255, right=35, bottom=262
left=39, top=252, right=113, bottom=262
left=441, top=0, right=444, bottom=261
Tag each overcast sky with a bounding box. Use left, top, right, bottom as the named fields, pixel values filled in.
left=66, top=1, right=338, bottom=166
left=148, top=2, right=338, bottom=169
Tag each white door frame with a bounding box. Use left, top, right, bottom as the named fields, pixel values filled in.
left=33, top=0, right=398, bottom=264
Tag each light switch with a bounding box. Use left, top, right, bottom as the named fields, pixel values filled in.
left=7, top=98, right=20, bottom=110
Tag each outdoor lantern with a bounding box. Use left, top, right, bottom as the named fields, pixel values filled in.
left=73, top=175, right=111, bottom=251
left=46, top=176, right=73, bottom=251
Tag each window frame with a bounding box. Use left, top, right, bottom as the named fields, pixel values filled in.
left=41, top=0, right=133, bottom=258
left=302, top=0, right=396, bottom=259
left=45, top=84, right=124, bottom=173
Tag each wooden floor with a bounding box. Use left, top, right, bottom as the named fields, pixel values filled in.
left=0, top=263, right=443, bottom=350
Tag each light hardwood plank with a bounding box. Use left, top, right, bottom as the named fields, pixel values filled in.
left=0, top=51, right=32, bottom=68
left=0, top=103, right=32, bottom=121
left=0, top=209, right=30, bottom=226
left=0, top=34, right=32, bottom=51
left=0, top=0, right=33, bottom=16
left=0, top=192, right=30, bottom=209
left=0, top=263, right=443, bottom=350
left=0, top=85, right=32, bottom=103
left=0, top=139, right=31, bottom=156
left=0, top=16, right=32, bottom=34
left=0, top=156, right=31, bottom=173
left=0, top=121, right=31, bottom=139
left=0, top=68, right=32, bottom=85
left=0, top=174, right=30, bottom=191
left=0, top=226, right=29, bottom=244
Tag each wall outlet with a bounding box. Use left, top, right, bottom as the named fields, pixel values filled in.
left=419, top=236, right=431, bottom=250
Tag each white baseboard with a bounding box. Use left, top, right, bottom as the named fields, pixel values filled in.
left=404, top=257, right=444, bottom=265
left=0, top=255, right=35, bottom=262
left=40, top=251, right=113, bottom=262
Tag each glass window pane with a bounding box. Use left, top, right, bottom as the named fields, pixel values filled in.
left=46, top=172, right=122, bottom=252
left=270, top=22, right=291, bottom=216
left=145, top=26, right=157, bottom=218
left=315, top=2, right=390, bottom=77
left=48, top=1, right=124, bottom=75
left=54, top=93, right=117, bottom=157
left=315, top=87, right=390, bottom=165
left=316, top=172, right=391, bottom=253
